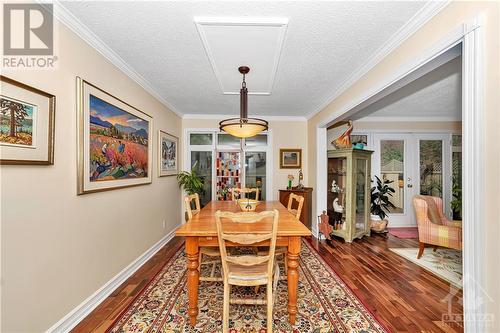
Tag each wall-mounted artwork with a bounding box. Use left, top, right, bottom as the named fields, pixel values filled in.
left=158, top=130, right=178, bottom=177
left=0, top=75, right=55, bottom=165
left=280, top=148, right=302, bottom=169
left=77, top=78, right=152, bottom=194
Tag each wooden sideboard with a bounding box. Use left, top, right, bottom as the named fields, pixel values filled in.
left=279, top=187, right=313, bottom=230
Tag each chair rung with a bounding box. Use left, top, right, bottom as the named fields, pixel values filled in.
left=200, top=276, right=223, bottom=282
left=230, top=298, right=267, bottom=305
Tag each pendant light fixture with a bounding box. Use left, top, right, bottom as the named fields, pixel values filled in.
left=219, top=66, right=268, bottom=138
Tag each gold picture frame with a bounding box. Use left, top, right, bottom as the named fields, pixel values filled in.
left=280, top=148, right=302, bottom=169
left=77, top=77, right=153, bottom=194
left=0, top=75, right=55, bottom=165
left=158, top=130, right=178, bottom=177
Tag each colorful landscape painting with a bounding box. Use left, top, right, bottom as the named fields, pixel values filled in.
left=89, top=94, right=149, bottom=182
left=0, top=96, right=34, bottom=147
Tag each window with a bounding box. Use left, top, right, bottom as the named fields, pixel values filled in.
left=245, top=152, right=267, bottom=200
left=380, top=140, right=404, bottom=213
left=451, top=134, right=462, bottom=219
left=188, top=130, right=270, bottom=203
left=191, top=151, right=212, bottom=205
left=190, top=133, right=213, bottom=145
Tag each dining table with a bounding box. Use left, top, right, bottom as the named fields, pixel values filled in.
left=175, top=200, right=312, bottom=326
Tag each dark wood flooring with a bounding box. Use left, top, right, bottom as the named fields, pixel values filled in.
left=71, top=234, right=463, bottom=333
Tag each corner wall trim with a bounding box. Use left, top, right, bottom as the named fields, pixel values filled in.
left=45, top=225, right=180, bottom=333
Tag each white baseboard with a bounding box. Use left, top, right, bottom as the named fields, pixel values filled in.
left=387, top=224, right=417, bottom=228
left=46, top=225, right=180, bottom=333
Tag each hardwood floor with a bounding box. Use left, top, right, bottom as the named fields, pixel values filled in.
left=307, top=235, right=463, bottom=333
left=71, top=234, right=463, bottom=333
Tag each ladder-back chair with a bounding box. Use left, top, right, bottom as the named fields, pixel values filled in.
left=215, top=210, right=280, bottom=333
left=231, top=187, right=260, bottom=201
left=185, top=193, right=222, bottom=282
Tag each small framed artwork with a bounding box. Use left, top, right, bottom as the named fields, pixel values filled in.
left=158, top=130, right=178, bottom=177
left=280, top=148, right=302, bottom=169
left=0, top=75, right=55, bottom=165
left=77, top=77, right=153, bottom=194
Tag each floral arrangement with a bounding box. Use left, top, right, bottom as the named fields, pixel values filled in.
left=287, top=174, right=294, bottom=189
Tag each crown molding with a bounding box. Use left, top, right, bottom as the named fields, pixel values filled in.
left=306, top=0, right=451, bottom=120
left=182, top=113, right=307, bottom=122
left=355, top=115, right=460, bottom=123
left=51, top=0, right=184, bottom=118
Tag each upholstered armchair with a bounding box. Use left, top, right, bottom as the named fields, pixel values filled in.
left=412, top=195, right=462, bottom=259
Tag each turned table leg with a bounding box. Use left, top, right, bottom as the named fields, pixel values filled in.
left=287, top=236, right=301, bottom=324
left=186, top=237, right=199, bottom=326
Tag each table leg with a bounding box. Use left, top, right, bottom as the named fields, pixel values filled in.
left=287, top=236, right=301, bottom=324
left=186, top=237, right=199, bottom=326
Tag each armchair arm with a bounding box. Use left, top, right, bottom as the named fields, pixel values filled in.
left=442, top=218, right=462, bottom=227
left=427, top=223, right=462, bottom=250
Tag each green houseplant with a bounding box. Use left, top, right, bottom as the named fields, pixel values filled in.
left=450, top=175, right=462, bottom=220
left=370, top=175, right=396, bottom=232
left=177, top=161, right=205, bottom=195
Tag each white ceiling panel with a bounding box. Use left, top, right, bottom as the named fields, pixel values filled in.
left=195, top=18, right=288, bottom=95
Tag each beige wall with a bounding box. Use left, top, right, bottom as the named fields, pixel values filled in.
left=308, top=2, right=499, bottom=330
left=182, top=118, right=308, bottom=200
left=0, top=22, right=182, bottom=332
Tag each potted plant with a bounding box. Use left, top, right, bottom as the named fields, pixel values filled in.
left=370, top=175, right=396, bottom=232
left=177, top=161, right=205, bottom=196
left=450, top=175, right=462, bottom=220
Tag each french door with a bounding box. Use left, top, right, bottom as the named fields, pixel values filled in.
left=373, top=133, right=451, bottom=227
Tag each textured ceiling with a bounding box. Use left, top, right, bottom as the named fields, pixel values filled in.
left=354, top=55, right=462, bottom=121
left=60, top=1, right=428, bottom=117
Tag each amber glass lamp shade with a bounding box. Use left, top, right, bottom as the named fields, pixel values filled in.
left=219, top=118, right=268, bottom=138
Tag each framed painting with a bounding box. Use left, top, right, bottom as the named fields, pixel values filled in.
left=158, top=130, right=178, bottom=177
left=77, top=77, right=153, bottom=194
left=0, top=75, right=55, bottom=165
left=280, top=148, right=302, bottom=169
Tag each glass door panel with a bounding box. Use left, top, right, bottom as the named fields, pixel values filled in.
left=244, top=151, right=266, bottom=200
left=380, top=140, right=405, bottom=214
left=355, top=158, right=367, bottom=232
left=327, top=156, right=347, bottom=230
left=419, top=140, right=443, bottom=197
left=190, top=151, right=212, bottom=206
left=216, top=151, right=241, bottom=201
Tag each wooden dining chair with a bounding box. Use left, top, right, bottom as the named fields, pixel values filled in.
left=215, top=210, right=280, bottom=333
left=231, top=187, right=260, bottom=201
left=264, top=194, right=304, bottom=277
left=287, top=193, right=305, bottom=220
left=184, top=193, right=222, bottom=282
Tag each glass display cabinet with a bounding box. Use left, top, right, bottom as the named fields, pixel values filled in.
left=327, top=148, right=373, bottom=242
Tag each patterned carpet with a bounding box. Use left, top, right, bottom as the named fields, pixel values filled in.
left=389, top=247, right=462, bottom=288
left=108, top=240, right=386, bottom=333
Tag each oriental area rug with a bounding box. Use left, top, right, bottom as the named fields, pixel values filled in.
left=108, top=241, right=386, bottom=333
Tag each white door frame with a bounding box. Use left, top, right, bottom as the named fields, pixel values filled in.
left=315, top=16, right=485, bottom=332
